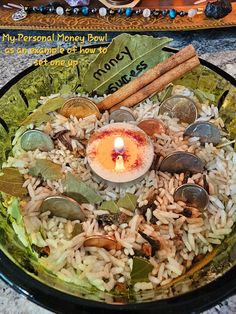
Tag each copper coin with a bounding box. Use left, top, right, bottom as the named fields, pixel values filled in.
left=137, top=119, right=167, bottom=136
left=159, top=95, right=197, bottom=124
left=83, top=235, right=122, bottom=251
left=60, top=97, right=100, bottom=119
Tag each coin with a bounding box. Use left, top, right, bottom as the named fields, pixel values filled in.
left=109, top=108, right=135, bottom=123
left=184, top=121, right=220, bottom=145
left=173, top=183, right=209, bottom=211
left=83, top=235, right=122, bottom=250
left=159, top=151, right=204, bottom=174
left=40, top=195, right=86, bottom=221
left=60, top=97, right=100, bottom=119
left=159, top=95, right=197, bottom=124
left=137, top=119, right=167, bottom=136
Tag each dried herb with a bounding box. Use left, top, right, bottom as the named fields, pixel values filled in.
left=71, top=223, right=83, bottom=237
left=83, top=34, right=171, bottom=95
left=0, top=168, right=27, bottom=197
left=29, top=159, right=62, bottom=181
left=63, top=172, right=102, bottom=204
left=117, top=193, right=138, bottom=212
left=100, top=200, right=119, bottom=214
left=21, top=96, right=65, bottom=126
left=130, top=257, right=153, bottom=285
left=139, top=231, right=160, bottom=256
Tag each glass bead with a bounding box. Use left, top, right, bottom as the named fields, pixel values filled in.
left=169, top=9, right=177, bottom=19
left=117, top=9, right=124, bottom=15
left=109, top=9, right=115, bottom=15
left=56, top=6, right=64, bottom=15
left=91, top=8, right=97, bottom=14
left=153, top=9, right=160, bottom=16
left=188, top=8, right=198, bottom=17
left=65, top=8, right=72, bottom=15
left=162, top=10, right=168, bottom=16
left=99, top=7, right=107, bottom=17
left=125, top=8, right=133, bottom=17
left=135, top=9, right=142, bottom=15
left=48, top=7, right=55, bottom=13
left=32, top=6, right=39, bottom=12
left=73, top=7, right=80, bottom=14
left=81, top=6, right=89, bottom=16
left=143, top=8, right=151, bottom=18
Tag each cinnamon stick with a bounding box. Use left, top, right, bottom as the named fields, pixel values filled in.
left=97, top=45, right=196, bottom=111
left=110, top=56, right=200, bottom=112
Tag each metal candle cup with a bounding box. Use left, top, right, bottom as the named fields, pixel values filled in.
left=86, top=123, right=154, bottom=183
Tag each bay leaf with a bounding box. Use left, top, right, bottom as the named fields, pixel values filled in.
left=0, top=168, right=27, bottom=197
left=117, top=193, right=138, bottom=212
left=63, top=172, right=102, bottom=204
left=130, top=257, right=153, bottom=285
left=29, top=159, right=62, bottom=181
left=100, top=200, right=119, bottom=214
left=82, top=34, right=171, bottom=95
left=71, top=222, right=83, bottom=237
left=21, top=96, right=65, bottom=126
left=0, top=86, right=27, bottom=132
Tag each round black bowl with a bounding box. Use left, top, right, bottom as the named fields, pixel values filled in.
left=0, top=46, right=236, bottom=314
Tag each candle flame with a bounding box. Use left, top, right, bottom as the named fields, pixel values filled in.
left=115, top=155, right=125, bottom=171
left=114, top=137, right=124, bottom=152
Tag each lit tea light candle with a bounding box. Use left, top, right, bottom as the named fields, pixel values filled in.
left=86, top=123, right=154, bottom=183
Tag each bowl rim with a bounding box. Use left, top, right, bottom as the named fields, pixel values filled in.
left=0, top=45, right=236, bottom=314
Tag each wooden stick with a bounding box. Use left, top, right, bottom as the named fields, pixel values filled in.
left=110, top=56, right=200, bottom=112
left=97, top=45, right=196, bottom=111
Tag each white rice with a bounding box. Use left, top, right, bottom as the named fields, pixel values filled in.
left=4, top=90, right=236, bottom=293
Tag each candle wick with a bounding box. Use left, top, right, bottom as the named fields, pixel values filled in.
left=115, top=155, right=125, bottom=171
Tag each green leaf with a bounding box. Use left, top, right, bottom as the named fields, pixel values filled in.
left=0, top=168, right=27, bottom=197
left=100, top=200, right=119, bottom=213
left=7, top=196, right=22, bottom=222
left=117, top=193, right=138, bottom=211
left=0, top=85, right=27, bottom=132
left=194, top=88, right=215, bottom=103
left=82, top=34, right=171, bottom=95
left=5, top=197, right=31, bottom=248
left=29, top=159, right=62, bottom=181
left=63, top=172, right=102, bottom=204
left=0, top=123, right=12, bottom=164
left=130, top=257, right=153, bottom=285
left=21, top=96, right=65, bottom=126
left=219, top=86, right=236, bottom=140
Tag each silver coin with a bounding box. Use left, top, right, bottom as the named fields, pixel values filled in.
left=40, top=195, right=86, bottom=221
left=159, top=95, right=197, bottom=124
left=184, top=121, right=220, bottom=145
left=21, top=129, right=54, bottom=152
left=12, top=9, right=27, bottom=21
left=173, top=183, right=209, bottom=210
left=159, top=151, right=204, bottom=174
left=109, top=109, right=135, bottom=123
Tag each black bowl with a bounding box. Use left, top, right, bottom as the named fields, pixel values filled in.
left=0, top=45, right=236, bottom=314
